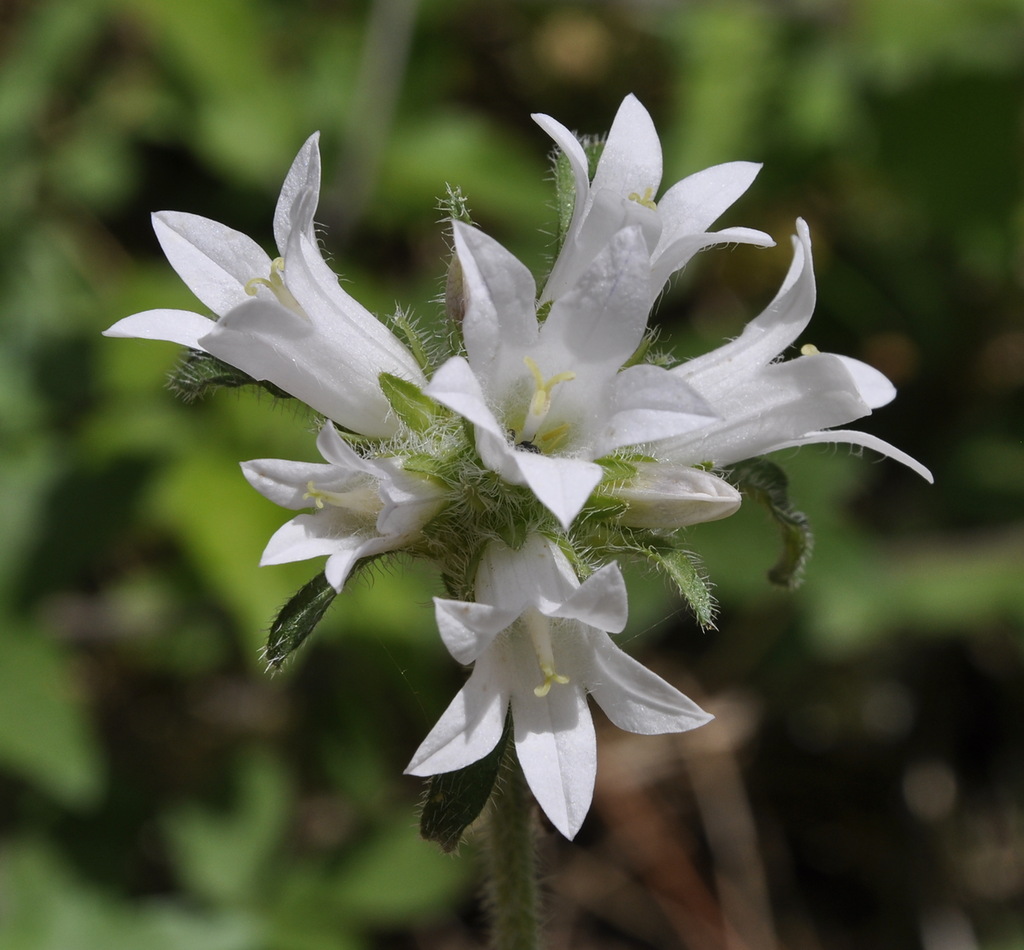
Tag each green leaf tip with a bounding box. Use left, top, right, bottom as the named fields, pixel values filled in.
left=264, top=572, right=338, bottom=671
left=727, top=458, right=814, bottom=589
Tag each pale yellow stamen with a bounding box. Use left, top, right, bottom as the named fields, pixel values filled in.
left=627, top=187, right=658, bottom=210
left=524, top=610, right=570, bottom=698
left=520, top=356, right=576, bottom=443
left=800, top=343, right=820, bottom=356
left=244, top=257, right=305, bottom=316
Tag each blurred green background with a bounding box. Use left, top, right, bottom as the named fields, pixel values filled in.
left=1, top=0, right=1023, bottom=948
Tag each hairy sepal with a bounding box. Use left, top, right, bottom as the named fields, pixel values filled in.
left=264, top=571, right=338, bottom=671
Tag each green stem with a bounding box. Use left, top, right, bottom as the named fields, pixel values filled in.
left=484, top=758, right=542, bottom=950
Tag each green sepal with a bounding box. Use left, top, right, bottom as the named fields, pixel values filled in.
left=726, top=458, right=813, bottom=588
left=620, top=333, right=654, bottom=370
left=552, top=150, right=577, bottom=246
left=402, top=453, right=446, bottom=478
left=596, top=456, right=639, bottom=484
left=388, top=308, right=432, bottom=373
left=552, top=139, right=605, bottom=247
left=438, top=182, right=473, bottom=224
left=420, top=714, right=512, bottom=853
left=379, top=373, right=440, bottom=433
left=647, top=548, right=717, bottom=630
left=264, top=572, right=338, bottom=671
left=168, top=349, right=292, bottom=403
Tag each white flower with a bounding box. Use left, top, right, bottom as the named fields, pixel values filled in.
left=425, top=221, right=720, bottom=529
left=405, top=534, right=711, bottom=839
left=104, top=134, right=424, bottom=437
left=241, top=422, right=445, bottom=592
left=658, top=219, right=933, bottom=482
left=533, top=94, right=775, bottom=304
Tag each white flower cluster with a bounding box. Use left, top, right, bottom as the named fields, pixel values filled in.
left=106, top=96, right=930, bottom=839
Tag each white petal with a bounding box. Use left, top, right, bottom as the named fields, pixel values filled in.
left=102, top=309, right=215, bottom=349
left=315, top=423, right=371, bottom=470
left=240, top=458, right=344, bottom=509
left=588, top=94, right=662, bottom=212
left=405, top=655, right=509, bottom=776
left=513, top=680, right=596, bottom=840
left=597, top=364, right=717, bottom=456
left=324, top=548, right=365, bottom=592
left=200, top=298, right=400, bottom=437
left=512, top=451, right=604, bottom=530
left=650, top=225, right=775, bottom=293
left=374, top=463, right=446, bottom=538
left=153, top=211, right=271, bottom=316
left=452, top=222, right=539, bottom=382
left=832, top=355, right=897, bottom=409
left=585, top=632, right=714, bottom=735
left=675, top=219, right=815, bottom=397
left=434, top=599, right=520, bottom=664
left=531, top=111, right=590, bottom=244
left=548, top=562, right=629, bottom=634
left=274, top=132, right=321, bottom=250
left=661, top=353, right=872, bottom=466
left=541, top=226, right=652, bottom=370
left=475, top=536, right=579, bottom=615
left=656, top=161, right=764, bottom=240
left=260, top=514, right=359, bottom=566
left=283, top=228, right=426, bottom=386
left=768, top=429, right=934, bottom=482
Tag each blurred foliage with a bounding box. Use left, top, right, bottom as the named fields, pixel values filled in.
left=1, top=0, right=1023, bottom=948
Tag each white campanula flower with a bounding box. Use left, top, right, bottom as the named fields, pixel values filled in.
left=104, top=134, right=424, bottom=437
left=533, top=94, right=775, bottom=304
left=658, top=219, right=933, bottom=482
left=241, top=422, right=445, bottom=592
left=405, top=534, right=711, bottom=839
left=425, top=221, right=720, bottom=530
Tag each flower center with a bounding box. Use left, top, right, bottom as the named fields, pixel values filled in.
left=523, top=609, right=570, bottom=698
left=244, top=257, right=306, bottom=317
left=627, top=186, right=658, bottom=210
left=518, top=356, right=576, bottom=446
left=304, top=480, right=382, bottom=518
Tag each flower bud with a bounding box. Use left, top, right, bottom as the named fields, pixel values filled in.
left=611, top=463, right=741, bottom=529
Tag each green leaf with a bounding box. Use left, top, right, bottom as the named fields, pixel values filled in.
left=264, top=573, right=338, bottom=671
left=378, top=372, right=440, bottom=433
left=726, top=458, right=813, bottom=588
left=647, top=549, right=717, bottom=629
left=168, top=349, right=291, bottom=403
left=420, top=715, right=512, bottom=853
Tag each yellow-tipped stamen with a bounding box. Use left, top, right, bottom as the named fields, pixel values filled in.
left=520, top=356, right=576, bottom=443
left=800, top=343, right=821, bottom=356
left=244, top=257, right=306, bottom=317
left=523, top=610, right=570, bottom=698
left=627, top=187, right=658, bottom=210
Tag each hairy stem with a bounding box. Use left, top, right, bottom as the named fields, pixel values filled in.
left=485, top=758, right=542, bottom=950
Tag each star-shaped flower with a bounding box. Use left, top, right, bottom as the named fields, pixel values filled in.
left=241, top=422, right=445, bottom=592
left=104, top=134, right=424, bottom=437
left=659, top=219, right=933, bottom=481
left=405, top=534, right=711, bottom=839
left=533, top=94, right=774, bottom=304
left=426, top=221, right=719, bottom=529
